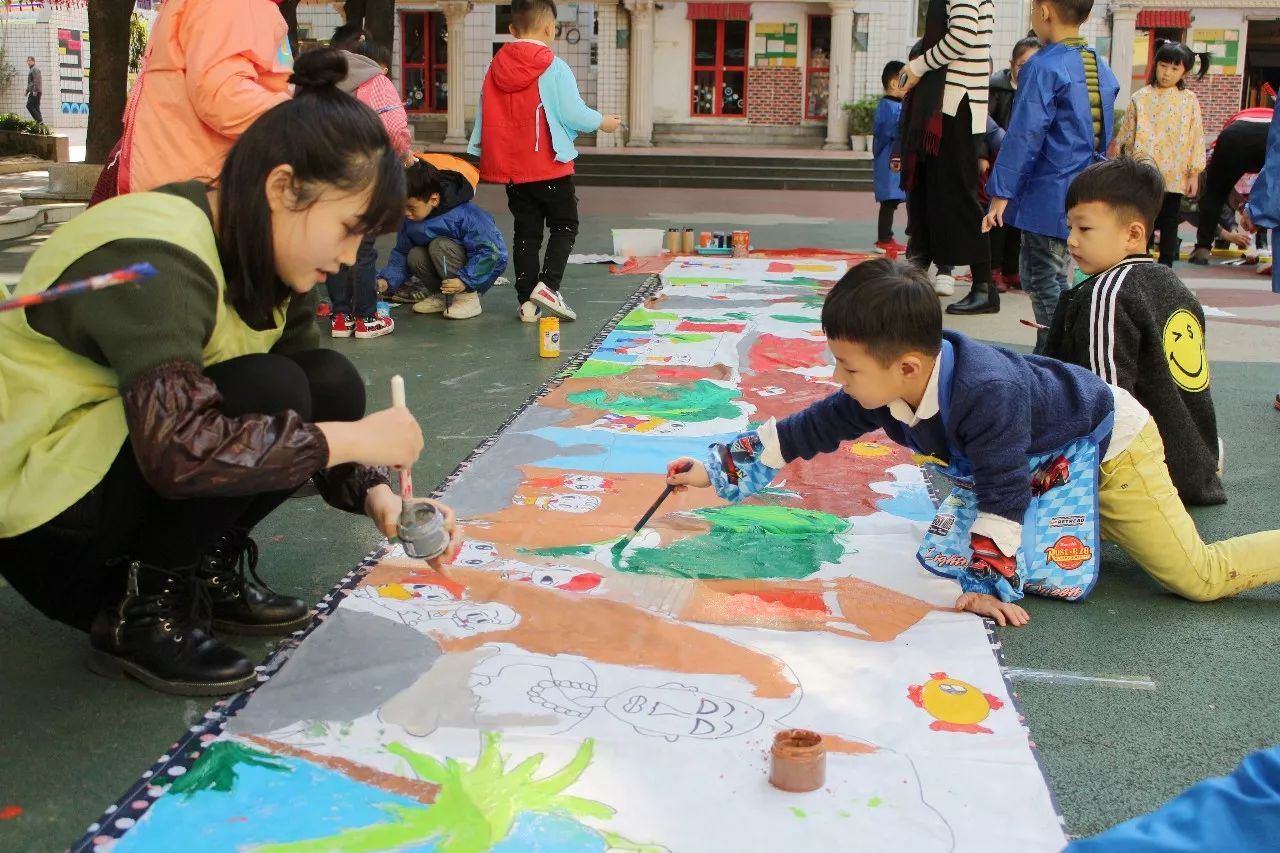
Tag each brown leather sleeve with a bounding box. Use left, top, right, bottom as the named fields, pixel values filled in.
left=312, top=463, right=392, bottom=514
left=122, top=360, right=329, bottom=499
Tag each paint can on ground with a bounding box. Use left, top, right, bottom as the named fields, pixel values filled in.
left=681, top=228, right=695, bottom=254
left=539, top=316, right=560, bottom=358
left=732, top=230, right=750, bottom=258
left=769, top=729, right=826, bottom=793
left=699, top=231, right=713, bottom=248
left=663, top=228, right=682, bottom=254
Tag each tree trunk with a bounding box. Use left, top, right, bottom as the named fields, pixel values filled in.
left=344, top=0, right=368, bottom=32
left=364, top=0, right=395, bottom=50
left=278, top=0, right=300, bottom=54
left=85, top=0, right=135, bottom=163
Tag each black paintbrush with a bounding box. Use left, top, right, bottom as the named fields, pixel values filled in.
left=613, top=461, right=693, bottom=554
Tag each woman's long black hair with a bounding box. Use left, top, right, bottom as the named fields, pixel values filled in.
left=217, top=48, right=406, bottom=328
left=1149, top=40, right=1210, bottom=89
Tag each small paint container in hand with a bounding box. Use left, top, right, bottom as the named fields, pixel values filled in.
left=769, top=729, right=826, bottom=793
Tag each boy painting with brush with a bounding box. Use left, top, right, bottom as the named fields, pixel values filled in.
left=665, top=259, right=1280, bottom=624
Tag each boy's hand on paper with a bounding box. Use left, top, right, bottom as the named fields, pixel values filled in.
left=956, top=592, right=1030, bottom=627
left=365, top=483, right=402, bottom=538
left=982, top=198, right=1009, bottom=233
left=665, top=457, right=709, bottom=492
left=600, top=114, right=624, bottom=132
left=441, top=277, right=467, bottom=294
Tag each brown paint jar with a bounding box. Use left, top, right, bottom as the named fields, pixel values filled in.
left=768, top=729, right=826, bottom=793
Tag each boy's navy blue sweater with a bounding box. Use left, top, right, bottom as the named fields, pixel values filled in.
left=776, top=331, right=1115, bottom=523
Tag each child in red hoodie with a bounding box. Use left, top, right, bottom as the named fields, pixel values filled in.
left=468, top=0, right=622, bottom=323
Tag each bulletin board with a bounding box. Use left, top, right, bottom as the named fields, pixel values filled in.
left=1191, top=28, right=1240, bottom=76
left=754, top=22, right=799, bottom=67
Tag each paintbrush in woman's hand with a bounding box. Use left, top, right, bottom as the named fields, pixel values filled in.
left=612, top=461, right=693, bottom=554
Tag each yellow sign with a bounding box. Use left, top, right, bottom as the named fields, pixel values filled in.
left=1163, top=308, right=1210, bottom=392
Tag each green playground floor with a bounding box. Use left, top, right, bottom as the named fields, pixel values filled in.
left=1, top=185, right=1277, bottom=850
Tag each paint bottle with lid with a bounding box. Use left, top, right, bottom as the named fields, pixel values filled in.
left=769, top=729, right=826, bottom=793
left=538, top=316, right=560, bottom=358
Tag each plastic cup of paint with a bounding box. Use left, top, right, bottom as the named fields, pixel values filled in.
left=769, top=729, right=826, bottom=793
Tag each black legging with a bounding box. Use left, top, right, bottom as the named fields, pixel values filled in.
left=0, top=349, right=364, bottom=631
left=1195, top=120, right=1271, bottom=251
left=877, top=200, right=901, bottom=243
left=1154, top=192, right=1183, bottom=267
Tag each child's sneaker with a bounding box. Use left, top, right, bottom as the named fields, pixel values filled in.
left=444, top=291, right=482, bottom=320
left=933, top=273, right=956, bottom=296
left=411, top=293, right=448, bottom=314
left=387, top=281, right=432, bottom=304
left=330, top=312, right=354, bottom=338
left=530, top=282, right=576, bottom=321
left=353, top=313, right=394, bottom=339
left=518, top=301, right=542, bottom=323
left=874, top=239, right=907, bottom=256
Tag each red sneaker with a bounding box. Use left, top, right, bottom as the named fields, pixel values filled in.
left=993, top=270, right=1008, bottom=293
left=330, top=312, right=354, bottom=338
left=354, top=313, right=395, bottom=339
left=874, top=240, right=907, bottom=257
left=1004, top=272, right=1022, bottom=289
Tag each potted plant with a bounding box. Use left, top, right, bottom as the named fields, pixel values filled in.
left=843, top=97, right=878, bottom=152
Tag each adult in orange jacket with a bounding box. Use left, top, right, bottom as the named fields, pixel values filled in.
left=122, top=0, right=294, bottom=192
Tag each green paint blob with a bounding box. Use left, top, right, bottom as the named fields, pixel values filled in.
left=790, top=807, right=808, bottom=818
left=257, top=734, right=613, bottom=853
left=770, top=314, right=816, bottom=324
left=574, top=360, right=635, bottom=378
left=568, top=380, right=740, bottom=422
left=867, top=796, right=883, bottom=808
left=838, top=809, right=852, bottom=818
left=167, top=741, right=290, bottom=798
left=660, top=332, right=716, bottom=344
left=521, top=543, right=596, bottom=558
left=616, top=308, right=679, bottom=331
left=617, top=505, right=847, bottom=580
left=666, top=277, right=745, bottom=286
left=764, top=277, right=823, bottom=288
left=723, top=312, right=754, bottom=320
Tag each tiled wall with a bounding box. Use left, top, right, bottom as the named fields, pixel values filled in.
left=1188, top=74, right=1246, bottom=137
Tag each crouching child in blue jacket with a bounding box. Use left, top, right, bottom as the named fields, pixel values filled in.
left=377, top=160, right=508, bottom=320
left=666, top=259, right=1280, bottom=623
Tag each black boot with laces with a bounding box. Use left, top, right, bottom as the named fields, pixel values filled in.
left=197, top=529, right=310, bottom=636
left=88, top=559, right=257, bottom=696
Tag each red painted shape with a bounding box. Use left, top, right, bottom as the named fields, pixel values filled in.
left=676, top=320, right=747, bottom=333
left=747, top=334, right=826, bottom=372
left=929, top=720, right=994, bottom=735
left=767, top=261, right=795, bottom=273
left=745, top=590, right=828, bottom=612
left=984, top=693, right=1005, bottom=711
left=907, top=684, right=924, bottom=708
left=0, top=805, right=22, bottom=820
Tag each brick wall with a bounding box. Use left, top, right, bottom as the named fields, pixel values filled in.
left=1187, top=75, right=1244, bottom=138
left=746, top=66, right=802, bottom=126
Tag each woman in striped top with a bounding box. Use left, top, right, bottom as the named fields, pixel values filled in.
left=899, top=0, right=1000, bottom=315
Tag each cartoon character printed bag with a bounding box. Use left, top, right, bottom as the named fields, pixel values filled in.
left=915, top=419, right=1110, bottom=602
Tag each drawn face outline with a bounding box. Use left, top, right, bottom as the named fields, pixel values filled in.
left=603, top=683, right=765, bottom=741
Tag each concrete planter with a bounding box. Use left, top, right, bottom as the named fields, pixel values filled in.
left=0, top=129, right=70, bottom=163
left=20, top=162, right=103, bottom=204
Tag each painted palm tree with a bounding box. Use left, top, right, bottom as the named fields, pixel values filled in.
left=255, top=734, right=625, bottom=853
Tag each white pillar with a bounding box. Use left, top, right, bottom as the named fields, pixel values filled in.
left=623, top=0, right=656, bottom=147
left=596, top=2, right=629, bottom=149
left=1110, top=7, right=1138, bottom=109
left=441, top=0, right=472, bottom=145
left=824, top=0, right=855, bottom=150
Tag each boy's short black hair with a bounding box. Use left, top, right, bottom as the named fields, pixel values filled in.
left=1011, top=36, right=1041, bottom=62
left=1065, top=158, right=1164, bottom=235
left=881, top=61, right=905, bottom=91
left=356, top=39, right=392, bottom=70
left=822, top=259, right=942, bottom=365
left=1040, top=0, right=1093, bottom=26
left=405, top=160, right=444, bottom=202
left=511, top=0, right=557, bottom=35
left=331, top=23, right=365, bottom=50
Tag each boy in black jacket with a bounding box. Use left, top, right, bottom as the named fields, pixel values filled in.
left=1046, top=158, right=1225, bottom=505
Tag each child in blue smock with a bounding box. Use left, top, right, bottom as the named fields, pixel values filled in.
left=873, top=61, right=908, bottom=254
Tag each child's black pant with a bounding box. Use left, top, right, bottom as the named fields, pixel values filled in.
left=988, top=224, right=1022, bottom=277
left=506, top=176, right=579, bottom=303
left=0, top=349, right=365, bottom=632
left=1154, top=192, right=1183, bottom=267
left=877, top=200, right=901, bottom=243
left=1195, top=119, right=1270, bottom=251
left=325, top=233, right=380, bottom=317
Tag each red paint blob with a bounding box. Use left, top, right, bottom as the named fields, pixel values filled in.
left=0, top=805, right=21, bottom=820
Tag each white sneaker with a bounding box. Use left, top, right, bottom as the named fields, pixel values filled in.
left=519, top=301, right=542, bottom=323
left=411, top=293, right=447, bottom=314
left=444, top=291, right=482, bottom=320
left=933, top=274, right=956, bottom=296
left=529, top=282, right=577, bottom=321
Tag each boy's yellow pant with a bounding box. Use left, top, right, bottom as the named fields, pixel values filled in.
left=1099, top=420, right=1280, bottom=601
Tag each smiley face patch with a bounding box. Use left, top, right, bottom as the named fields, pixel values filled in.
left=1163, top=308, right=1209, bottom=392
